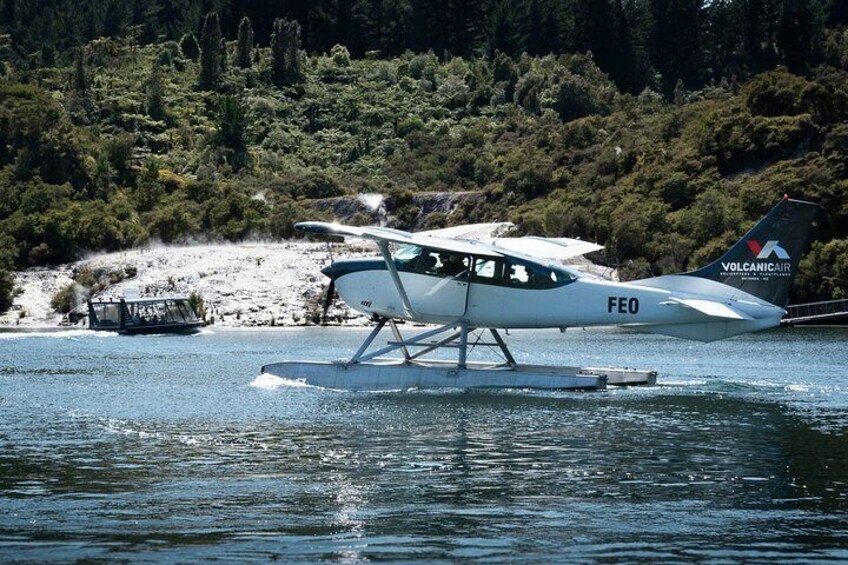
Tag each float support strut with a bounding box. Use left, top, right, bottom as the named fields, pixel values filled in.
left=351, top=318, right=387, bottom=363
left=489, top=328, right=516, bottom=366
left=388, top=319, right=411, bottom=361
left=458, top=321, right=469, bottom=368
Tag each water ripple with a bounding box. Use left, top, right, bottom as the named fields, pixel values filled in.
left=1, top=327, right=847, bottom=562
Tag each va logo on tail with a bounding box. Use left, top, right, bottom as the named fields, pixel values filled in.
left=746, top=240, right=790, bottom=260
left=721, top=238, right=793, bottom=278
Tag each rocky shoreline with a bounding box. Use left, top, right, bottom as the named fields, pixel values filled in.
left=1, top=239, right=615, bottom=329
left=0, top=242, right=368, bottom=329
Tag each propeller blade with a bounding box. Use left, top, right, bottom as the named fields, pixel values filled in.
left=321, top=279, right=336, bottom=324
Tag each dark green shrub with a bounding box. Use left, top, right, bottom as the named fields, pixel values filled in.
left=51, top=282, right=85, bottom=314
left=0, top=270, right=14, bottom=313
left=744, top=69, right=807, bottom=117
left=180, top=33, right=200, bottom=61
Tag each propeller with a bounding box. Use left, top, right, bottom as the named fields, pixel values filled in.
left=321, top=279, right=336, bottom=325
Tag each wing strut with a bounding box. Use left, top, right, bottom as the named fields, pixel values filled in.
left=376, top=241, right=418, bottom=318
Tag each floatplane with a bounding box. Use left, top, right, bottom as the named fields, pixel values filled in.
left=261, top=196, right=817, bottom=391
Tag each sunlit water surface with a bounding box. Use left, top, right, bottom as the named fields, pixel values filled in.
left=1, top=326, right=847, bottom=563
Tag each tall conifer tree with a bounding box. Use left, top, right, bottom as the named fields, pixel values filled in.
left=72, top=47, right=88, bottom=92
left=449, top=0, right=483, bottom=57
left=199, top=11, right=222, bottom=90
left=487, top=0, right=522, bottom=56
left=146, top=60, right=167, bottom=121
left=102, top=0, right=126, bottom=38
left=235, top=16, right=254, bottom=68
left=215, top=96, right=249, bottom=171
left=778, top=0, right=817, bottom=71
left=270, top=18, right=286, bottom=87
left=270, top=18, right=302, bottom=87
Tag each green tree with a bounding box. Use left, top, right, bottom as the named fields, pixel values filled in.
left=180, top=31, right=200, bottom=61
left=778, top=0, right=819, bottom=72
left=72, top=47, right=88, bottom=92
left=270, top=18, right=302, bottom=87
left=744, top=0, right=780, bottom=74
left=102, top=0, right=126, bottom=38
left=146, top=60, right=167, bottom=121
left=0, top=233, right=15, bottom=314
left=650, top=0, right=705, bottom=94
left=449, top=0, right=483, bottom=57
left=526, top=0, right=559, bottom=56
left=235, top=16, right=254, bottom=69
left=331, top=43, right=351, bottom=66
left=219, top=32, right=228, bottom=72
left=487, top=0, right=522, bottom=56
left=0, top=269, right=13, bottom=314
left=199, top=12, right=222, bottom=90
left=40, top=43, right=56, bottom=67
left=542, top=68, right=599, bottom=122
left=215, top=95, right=249, bottom=172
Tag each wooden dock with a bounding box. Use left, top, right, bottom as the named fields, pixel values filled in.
left=782, top=299, right=848, bottom=326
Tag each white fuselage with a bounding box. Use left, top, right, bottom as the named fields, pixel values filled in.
left=332, top=266, right=785, bottom=340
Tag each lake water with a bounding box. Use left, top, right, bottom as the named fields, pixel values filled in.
left=1, top=326, right=847, bottom=563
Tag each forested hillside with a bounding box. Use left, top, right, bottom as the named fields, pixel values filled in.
left=1, top=0, right=847, bottom=312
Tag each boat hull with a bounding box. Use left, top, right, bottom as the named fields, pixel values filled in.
left=119, top=322, right=204, bottom=335
left=90, top=321, right=204, bottom=335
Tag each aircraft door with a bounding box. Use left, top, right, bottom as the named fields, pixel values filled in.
left=404, top=251, right=470, bottom=319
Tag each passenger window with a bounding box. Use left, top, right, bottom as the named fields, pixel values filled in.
left=506, top=264, right=530, bottom=286
left=473, top=258, right=501, bottom=281
left=435, top=252, right=468, bottom=277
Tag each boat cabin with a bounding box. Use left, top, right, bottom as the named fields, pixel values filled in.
left=88, top=296, right=203, bottom=334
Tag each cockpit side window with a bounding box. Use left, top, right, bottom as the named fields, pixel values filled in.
left=484, top=258, right=574, bottom=288
left=471, top=257, right=504, bottom=282
left=396, top=246, right=469, bottom=278
left=396, top=246, right=434, bottom=274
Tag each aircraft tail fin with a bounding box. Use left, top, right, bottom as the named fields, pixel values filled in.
left=686, top=196, right=818, bottom=307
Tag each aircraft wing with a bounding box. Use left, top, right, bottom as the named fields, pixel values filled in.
left=662, top=297, right=753, bottom=320
left=485, top=236, right=604, bottom=262
left=417, top=225, right=604, bottom=263
left=295, top=221, right=504, bottom=258
left=418, top=222, right=515, bottom=239
left=296, top=221, right=606, bottom=262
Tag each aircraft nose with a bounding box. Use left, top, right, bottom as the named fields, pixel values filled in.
left=321, top=263, right=339, bottom=280
left=321, top=258, right=384, bottom=281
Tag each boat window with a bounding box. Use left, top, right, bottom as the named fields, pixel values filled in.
left=91, top=303, right=121, bottom=326
left=164, top=301, right=182, bottom=323
left=176, top=301, right=199, bottom=322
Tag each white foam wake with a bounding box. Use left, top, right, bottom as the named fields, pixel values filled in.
left=0, top=329, right=116, bottom=340
left=250, top=373, right=314, bottom=389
